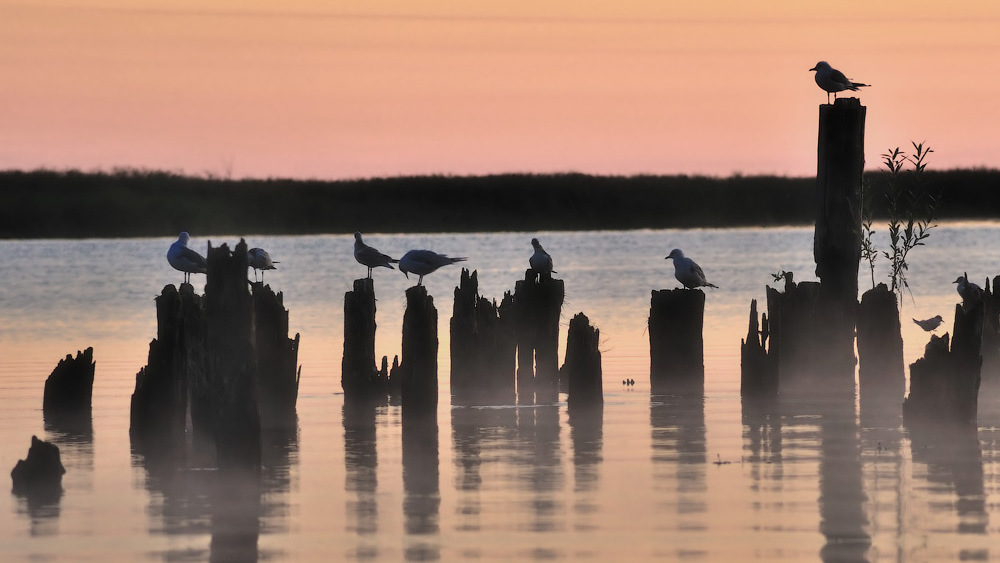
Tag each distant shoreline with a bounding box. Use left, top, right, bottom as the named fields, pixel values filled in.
left=2, top=168, right=998, bottom=239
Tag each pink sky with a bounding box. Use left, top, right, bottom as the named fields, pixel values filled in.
left=2, top=1, right=999, bottom=180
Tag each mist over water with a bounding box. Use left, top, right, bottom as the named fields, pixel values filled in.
left=1, top=224, right=999, bottom=561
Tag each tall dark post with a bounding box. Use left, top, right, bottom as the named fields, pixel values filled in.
left=343, top=278, right=388, bottom=402
left=856, top=283, right=904, bottom=406
left=649, top=289, right=705, bottom=394
left=513, top=270, right=564, bottom=402
left=814, top=97, right=866, bottom=377
left=205, top=239, right=261, bottom=470
left=398, top=285, right=438, bottom=412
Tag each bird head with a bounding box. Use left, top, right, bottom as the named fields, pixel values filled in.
left=531, top=237, right=540, bottom=249
left=399, top=264, right=409, bottom=279
left=665, top=248, right=683, bottom=261
left=810, top=61, right=830, bottom=72
left=354, top=232, right=363, bottom=242
left=178, top=232, right=191, bottom=244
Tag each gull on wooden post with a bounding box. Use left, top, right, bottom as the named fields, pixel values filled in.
left=167, top=232, right=208, bottom=285
left=913, top=315, right=944, bottom=332
left=247, top=247, right=278, bottom=282
left=665, top=248, right=718, bottom=290
left=529, top=237, right=556, bottom=280
left=954, top=272, right=983, bottom=310
left=809, top=61, right=869, bottom=104
left=398, top=249, right=467, bottom=286
left=354, top=232, right=398, bottom=279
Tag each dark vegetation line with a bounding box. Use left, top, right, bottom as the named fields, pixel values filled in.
left=1, top=168, right=998, bottom=239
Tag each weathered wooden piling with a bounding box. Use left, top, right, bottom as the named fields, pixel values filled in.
left=450, top=269, right=516, bottom=400
left=10, top=435, right=65, bottom=497
left=766, top=276, right=854, bottom=393
left=649, top=288, right=704, bottom=393
left=252, top=282, right=300, bottom=429
left=513, top=270, right=564, bottom=401
left=342, top=278, right=389, bottom=401
left=904, top=301, right=983, bottom=424
left=43, top=347, right=95, bottom=415
left=815, top=97, right=865, bottom=308
left=131, top=284, right=200, bottom=441
left=740, top=299, right=777, bottom=397
left=981, top=276, right=1000, bottom=384
left=561, top=312, right=603, bottom=408
left=205, top=239, right=261, bottom=469
left=397, top=285, right=438, bottom=412
left=856, top=283, right=904, bottom=404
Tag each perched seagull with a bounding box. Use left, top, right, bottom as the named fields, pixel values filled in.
left=398, top=249, right=467, bottom=286
left=665, top=248, right=718, bottom=290
left=247, top=247, right=278, bottom=282
left=354, top=232, right=398, bottom=278
left=529, top=237, right=556, bottom=279
left=913, top=315, right=944, bottom=332
left=954, top=272, right=983, bottom=310
left=167, top=232, right=208, bottom=284
left=809, top=61, right=869, bottom=104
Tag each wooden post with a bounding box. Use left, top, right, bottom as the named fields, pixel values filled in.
left=981, top=276, right=1000, bottom=384
left=561, top=312, right=603, bottom=408
left=43, top=348, right=95, bottom=437
left=205, top=239, right=261, bottom=470
left=814, top=97, right=865, bottom=378
left=513, top=270, right=564, bottom=402
left=399, top=285, right=438, bottom=412
left=342, top=278, right=388, bottom=402
left=252, top=282, right=300, bottom=429
left=856, top=283, right=904, bottom=405
left=740, top=299, right=777, bottom=397
left=649, top=288, right=704, bottom=393
left=450, top=269, right=516, bottom=401
left=130, top=284, right=187, bottom=441
left=904, top=302, right=983, bottom=424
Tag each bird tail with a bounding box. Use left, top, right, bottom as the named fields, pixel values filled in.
left=849, top=82, right=870, bottom=90
left=706, top=282, right=719, bottom=289
left=450, top=257, right=468, bottom=264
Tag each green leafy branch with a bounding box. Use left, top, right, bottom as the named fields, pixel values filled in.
left=880, top=141, right=937, bottom=301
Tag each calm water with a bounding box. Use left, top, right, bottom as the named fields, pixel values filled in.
left=2, top=226, right=1000, bottom=561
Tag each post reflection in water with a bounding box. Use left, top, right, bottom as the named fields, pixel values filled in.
left=650, top=391, right=706, bottom=559
left=132, top=423, right=298, bottom=562
left=402, top=408, right=440, bottom=561
left=567, top=402, right=603, bottom=533
left=343, top=400, right=380, bottom=560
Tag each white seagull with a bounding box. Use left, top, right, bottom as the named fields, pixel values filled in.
left=954, top=272, right=983, bottom=310
left=247, top=247, right=278, bottom=282
left=398, top=249, right=467, bottom=286
left=354, top=232, right=398, bottom=278
left=167, top=232, right=208, bottom=284
left=529, top=238, right=556, bottom=278
left=913, top=315, right=944, bottom=332
left=809, top=61, right=869, bottom=104
left=665, top=248, right=718, bottom=290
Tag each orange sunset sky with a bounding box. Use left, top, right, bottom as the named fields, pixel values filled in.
left=2, top=1, right=999, bottom=180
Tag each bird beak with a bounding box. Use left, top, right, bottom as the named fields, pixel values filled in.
left=809, top=66, right=816, bottom=71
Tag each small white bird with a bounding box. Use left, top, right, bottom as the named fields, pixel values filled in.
left=167, top=232, right=208, bottom=284
left=913, top=315, right=944, bottom=332
left=398, top=249, right=467, bottom=286
left=354, top=232, right=398, bottom=278
left=665, top=248, right=718, bottom=290
left=954, top=272, right=983, bottom=310
left=247, top=247, right=278, bottom=282
left=809, top=61, right=869, bottom=104
left=529, top=238, right=556, bottom=279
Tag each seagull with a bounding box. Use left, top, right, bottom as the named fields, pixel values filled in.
left=954, top=272, right=983, bottom=310
left=247, top=247, right=278, bottom=282
left=913, top=315, right=944, bottom=332
left=529, top=237, right=556, bottom=279
left=398, top=249, right=467, bottom=286
left=354, top=232, right=398, bottom=278
left=809, top=61, right=869, bottom=104
left=167, top=232, right=208, bottom=284
left=665, top=248, right=718, bottom=290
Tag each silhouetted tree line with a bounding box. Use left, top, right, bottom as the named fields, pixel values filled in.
left=0, top=168, right=996, bottom=238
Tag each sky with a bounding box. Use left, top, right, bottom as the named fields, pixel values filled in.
left=2, top=1, right=999, bottom=180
